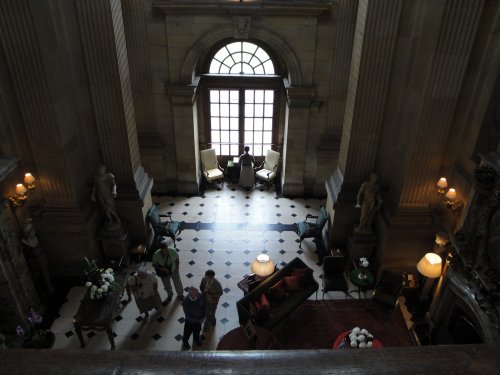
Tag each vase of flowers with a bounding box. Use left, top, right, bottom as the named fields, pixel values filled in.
left=17, top=308, right=55, bottom=349
left=348, top=327, right=374, bottom=349
left=83, top=257, right=115, bottom=300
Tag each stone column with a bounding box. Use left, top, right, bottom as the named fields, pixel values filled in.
left=282, top=86, right=315, bottom=196
left=0, top=0, right=102, bottom=275
left=328, top=0, right=403, bottom=244
left=75, top=0, right=153, bottom=243
left=377, top=0, right=487, bottom=271
left=166, top=83, right=200, bottom=194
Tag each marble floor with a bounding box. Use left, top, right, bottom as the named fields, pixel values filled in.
left=50, top=184, right=362, bottom=351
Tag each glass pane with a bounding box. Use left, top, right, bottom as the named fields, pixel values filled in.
left=245, top=104, right=253, bottom=117
left=221, top=144, right=230, bottom=156
left=210, top=90, right=219, bottom=102
left=210, top=117, right=219, bottom=129
left=230, top=91, right=239, bottom=103
left=265, top=90, right=274, bottom=103
left=242, top=52, right=252, bottom=63
left=254, top=118, right=263, bottom=131
left=263, top=60, right=275, bottom=74
left=254, top=131, right=263, bottom=143
left=242, top=63, right=254, bottom=74
left=210, top=104, right=219, bottom=117
left=219, top=65, right=230, bottom=74
left=255, top=90, right=264, bottom=103
left=230, top=104, right=238, bottom=116
left=255, top=104, right=263, bottom=117
left=242, top=42, right=257, bottom=53
left=220, top=103, right=229, bottom=117
left=230, top=145, right=239, bottom=156
left=244, top=117, right=253, bottom=130
left=249, top=56, right=260, bottom=67
left=221, top=131, right=229, bottom=143
left=264, top=104, right=273, bottom=117
left=230, top=118, right=239, bottom=130
left=244, top=131, right=253, bottom=144
left=263, top=118, right=273, bottom=131
left=226, top=42, right=241, bottom=54
left=220, top=117, right=229, bottom=130
left=245, top=90, right=254, bottom=103
left=254, top=48, right=268, bottom=62
left=254, top=145, right=263, bottom=156
left=230, top=131, right=238, bottom=143
left=263, top=132, right=272, bottom=144
left=211, top=131, right=220, bottom=143
left=220, top=90, right=229, bottom=103
left=214, top=49, right=228, bottom=62
left=229, top=64, right=240, bottom=74
left=254, top=65, right=264, bottom=74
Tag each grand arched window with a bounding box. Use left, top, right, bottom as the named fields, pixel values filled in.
left=203, top=41, right=281, bottom=157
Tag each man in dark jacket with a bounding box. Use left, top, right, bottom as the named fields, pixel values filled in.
left=182, top=286, right=206, bottom=350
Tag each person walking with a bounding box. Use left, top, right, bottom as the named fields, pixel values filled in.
left=152, top=242, right=184, bottom=303
left=200, top=269, right=223, bottom=332
left=127, top=267, right=162, bottom=320
left=182, top=287, right=206, bottom=350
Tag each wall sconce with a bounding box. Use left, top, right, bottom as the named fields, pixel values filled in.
left=9, top=172, right=36, bottom=208
left=435, top=177, right=464, bottom=215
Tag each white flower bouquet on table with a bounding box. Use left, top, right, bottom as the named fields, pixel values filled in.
left=349, top=327, right=375, bottom=348
left=83, top=257, right=116, bottom=300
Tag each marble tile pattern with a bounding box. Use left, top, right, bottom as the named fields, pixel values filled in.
left=51, top=185, right=365, bottom=351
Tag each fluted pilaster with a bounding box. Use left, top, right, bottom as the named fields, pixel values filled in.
left=75, top=0, right=141, bottom=188
left=121, top=0, right=156, bottom=141
left=327, top=0, right=358, bottom=134
left=0, top=0, right=77, bottom=204
left=399, top=0, right=484, bottom=207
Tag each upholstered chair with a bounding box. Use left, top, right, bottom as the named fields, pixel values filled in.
left=255, top=149, right=280, bottom=188
left=296, top=206, right=328, bottom=249
left=200, top=148, right=225, bottom=188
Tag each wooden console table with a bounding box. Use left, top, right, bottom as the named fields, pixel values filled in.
left=73, top=270, right=131, bottom=350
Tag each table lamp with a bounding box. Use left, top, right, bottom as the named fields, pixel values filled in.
left=416, top=252, right=442, bottom=305
left=251, top=254, right=274, bottom=279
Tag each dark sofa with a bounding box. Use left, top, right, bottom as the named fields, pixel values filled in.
left=236, top=257, right=319, bottom=331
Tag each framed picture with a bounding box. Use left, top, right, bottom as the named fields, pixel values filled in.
left=243, top=319, right=257, bottom=341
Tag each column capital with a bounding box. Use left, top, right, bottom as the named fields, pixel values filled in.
left=166, top=79, right=200, bottom=106
left=284, top=82, right=316, bottom=108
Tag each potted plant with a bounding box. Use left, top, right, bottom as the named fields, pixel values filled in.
left=83, top=257, right=116, bottom=300
left=17, top=308, right=55, bottom=349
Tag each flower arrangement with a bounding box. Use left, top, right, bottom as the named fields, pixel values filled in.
left=83, top=257, right=115, bottom=300
left=16, top=308, right=54, bottom=348
left=348, top=327, right=375, bottom=348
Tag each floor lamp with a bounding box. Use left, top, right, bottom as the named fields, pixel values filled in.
left=416, top=253, right=443, bottom=307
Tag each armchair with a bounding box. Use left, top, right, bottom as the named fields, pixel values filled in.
left=146, top=205, right=182, bottom=250
left=372, top=270, right=404, bottom=308
left=322, top=255, right=349, bottom=299
left=200, top=148, right=225, bottom=188
left=296, top=206, right=328, bottom=249
left=255, top=149, right=280, bottom=189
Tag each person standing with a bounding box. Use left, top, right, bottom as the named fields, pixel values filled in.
left=127, top=267, right=162, bottom=320
left=152, top=243, right=184, bottom=303
left=182, top=287, right=206, bottom=350
left=239, top=146, right=255, bottom=190
left=200, top=269, right=223, bottom=332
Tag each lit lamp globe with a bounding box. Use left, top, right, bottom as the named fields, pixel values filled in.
left=251, top=254, right=274, bottom=279
left=417, top=253, right=442, bottom=279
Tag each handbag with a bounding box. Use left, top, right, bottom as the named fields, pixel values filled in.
left=154, top=266, right=170, bottom=278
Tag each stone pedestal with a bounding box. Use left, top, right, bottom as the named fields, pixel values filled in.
left=346, top=226, right=378, bottom=264
left=97, top=222, right=130, bottom=267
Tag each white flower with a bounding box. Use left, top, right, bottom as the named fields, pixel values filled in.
left=350, top=341, right=358, bottom=348
left=359, top=342, right=367, bottom=348
left=106, top=268, right=113, bottom=273
left=91, top=285, right=97, bottom=291
left=352, top=327, right=361, bottom=334
left=367, top=341, right=373, bottom=348
left=102, top=285, right=108, bottom=292
left=85, top=282, right=92, bottom=287
left=357, top=335, right=366, bottom=342
left=360, top=329, right=368, bottom=335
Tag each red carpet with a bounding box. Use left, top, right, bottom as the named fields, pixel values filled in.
left=218, top=300, right=414, bottom=350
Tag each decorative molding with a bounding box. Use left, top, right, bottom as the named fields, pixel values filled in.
left=232, top=16, right=251, bottom=39
left=152, top=1, right=331, bottom=17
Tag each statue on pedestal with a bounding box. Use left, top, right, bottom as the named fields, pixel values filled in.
left=355, top=173, right=382, bottom=234
left=91, top=164, right=120, bottom=227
